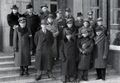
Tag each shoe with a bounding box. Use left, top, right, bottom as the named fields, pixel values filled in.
left=24, top=66, right=29, bottom=76
left=20, top=71, right=24, bottom=76
left=96, top=77, right=101, bottom=80
left=20, top=66, right=25, bottom=76
left=102, top=77, right=106, bottom=81
left=62, top=81, right=66, bottom=83
left=25, top=71, right=29, bottom=76
left=35, top=75, right=42, bottom=81
left=82, top=77, right=88, bottom=81
left=47, top=71, right=55, bottom=78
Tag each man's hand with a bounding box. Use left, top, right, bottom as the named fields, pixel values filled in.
left=13, top=25, right=18, bottom=29
left=30, top=51, right=33, bottom=55
left=103, top=55, right=107, bottom=60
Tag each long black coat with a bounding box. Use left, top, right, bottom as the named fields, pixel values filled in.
left=25, top=14, right=40, bottom=51
left=25, top=14, right=40, bottom=36
left=13, top=27, right=32, bottom=67
left=34, top=30, right=54, bottom=70
left=7, top=12, right=21, bottom=46
left=60, top=38, right=78, bottom=76
left=77, top=37, right=94, bottom=70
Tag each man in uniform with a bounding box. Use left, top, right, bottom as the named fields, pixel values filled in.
left=94, top=18, right=109, bottom=80
left=75, top=12, right=84, bottom=33
left=40, top=4, right=50, bottom=20
left=25, top=3, right=40, bottom=55
left=46, top=13, right=59, bottom=61
left=54, top=9, right=66, bottom=60
left=87, top=10, right=97, bottom=30
left=65, top=8, right=75, bottom=22
left=77, top=28, right=94, bottom=81
left=7, top=5, right=21, bottom=46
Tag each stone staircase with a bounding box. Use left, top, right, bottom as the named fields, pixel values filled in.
left=0, top=52, right=117, bottom=83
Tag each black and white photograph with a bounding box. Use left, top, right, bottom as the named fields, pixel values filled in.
left=0, top=0, right=120, bottom=83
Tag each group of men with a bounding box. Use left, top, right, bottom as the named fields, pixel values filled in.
left=7, top=3, right=109, bottom=83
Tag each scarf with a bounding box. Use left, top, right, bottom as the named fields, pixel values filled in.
left=95, top=32, right=105, bottom=44
left=18, top=26, right=28, bottom=36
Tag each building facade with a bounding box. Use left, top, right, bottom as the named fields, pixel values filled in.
left=0, top=0, right=120, bottom=73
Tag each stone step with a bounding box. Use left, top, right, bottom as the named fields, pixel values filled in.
left=0, top=55, right=14, bottom=62
left=0, top=59, right=35, bottom=68
left=0, top=66, right=36, bottom=75
left=0, top=73, right=35, bottom=82
left=0, top=68, right=117, bottom=83
left=0, top=55, right=35, bottom=62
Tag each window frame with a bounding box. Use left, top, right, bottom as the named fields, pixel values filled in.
left=110, top=0, right=120, bottom=25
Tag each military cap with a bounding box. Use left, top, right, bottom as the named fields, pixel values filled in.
left=95, top=27, right=104, bottom=32
left=41, top=4, right=48, bottom=9
left=48, top=13, right=54, bottom=19
left=87, top=10, right=93, bottom=15
left=84, top=19, right=90, bottom=24
left=26, top=3, right=33, bottom=9
left=97, top=17, right=103, bottom=21
left=18, top=15, right=26, bottom=23
left=66, top=19, right=73, bottom=24
left=77, top=12, right=83, bottom=17
left=56, top=9, right=62, bottom=14
left=81, top=27, right=89, bottom=34
left=18, top=17, right=26, bottom=23
left=11, top=5, right=18, bottom=9
left=65, top=8, right=71, bottom=12
left=41, top=19, right=47, bottom=25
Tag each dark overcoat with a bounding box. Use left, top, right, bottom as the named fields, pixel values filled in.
left=54, top=17, right=66, bottom=59
left=13, top=27, right=32, bottom=67
left=25, top=13, right=40, bottom=51
left=60, top=38, right=78, bottom=76
left=46, top=22, right=59, bottom=59
left=77, top=37, right=94, bottom=70
left=94, top=33, right=109, bottom=68
left=25, top=14, right=40, bottom=36
left=7, top=12, right=21, bottom=46
left=34, top=30, right=54, bottom=70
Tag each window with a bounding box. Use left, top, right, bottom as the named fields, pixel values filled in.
left=50, top=4, right=57, bottom=17
left=111, top=0, right=120, bottom=24
left=90, top=0, right=101, bottom=19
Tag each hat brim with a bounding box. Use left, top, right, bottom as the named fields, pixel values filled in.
left=41, top=6, right=48, bottom=9
left=11, top=7, right=18, bottom=9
